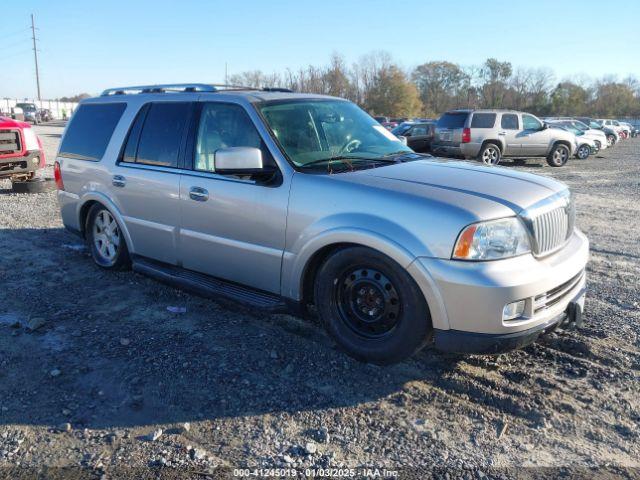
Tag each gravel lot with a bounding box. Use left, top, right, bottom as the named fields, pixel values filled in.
left=0, top=124, right=638, bottom=479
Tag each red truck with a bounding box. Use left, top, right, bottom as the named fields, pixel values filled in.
left=0, top=115, right=50, bottom=192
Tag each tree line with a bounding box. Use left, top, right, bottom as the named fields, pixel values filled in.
left=228, top=52, right=640, bottom=119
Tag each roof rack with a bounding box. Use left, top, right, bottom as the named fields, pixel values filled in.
left=101, top=84, right=216, bottom=96
left=101, top=83, right=294, bottom=96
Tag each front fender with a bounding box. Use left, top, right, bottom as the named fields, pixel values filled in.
left=281, top=220, right=451, bottom=330
left=283, top=213, right=429, bottom=301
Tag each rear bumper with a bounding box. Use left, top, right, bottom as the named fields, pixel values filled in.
left=0, top=150, right=43, bottom=178
left=434, top=288, right=585, bottom=354
left=431, top=143, right=463, bottom=158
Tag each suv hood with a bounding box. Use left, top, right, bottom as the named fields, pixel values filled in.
left=342, top=158, right=567, bottom=216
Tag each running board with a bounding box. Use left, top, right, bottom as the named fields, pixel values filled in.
left=132, top=257, right=288, bottom=313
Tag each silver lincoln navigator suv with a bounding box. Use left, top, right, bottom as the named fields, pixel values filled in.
left=55, top=84, right=589, bottom=364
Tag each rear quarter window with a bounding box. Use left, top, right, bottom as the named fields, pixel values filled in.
left=437, top=113, right=468, bottom=129
left=470, top=113, right=496, bottom=128
left=59, top=103, right=126, bottom=161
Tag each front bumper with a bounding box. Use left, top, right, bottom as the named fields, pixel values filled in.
left=410, top=229, right=589, bottom=353
left=434, top=287, right=585, bottom=353
left=0, top=150, right=43, bottom=178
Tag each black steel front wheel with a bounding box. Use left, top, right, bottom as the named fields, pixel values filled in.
left=315, top=246, right=432, bottom=364
left=335, top=267, right=401, bottom=339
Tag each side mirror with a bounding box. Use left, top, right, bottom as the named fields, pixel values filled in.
left=215, top=147, right=272, bottom=176
left=541, top=123, right=548, bottom=130
left=397, top=136, right=408, bottom=145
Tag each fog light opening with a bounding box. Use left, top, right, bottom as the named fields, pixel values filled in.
left=503, top=300, right=525, bottom=321
left=32, top=157, right=40, bottom=165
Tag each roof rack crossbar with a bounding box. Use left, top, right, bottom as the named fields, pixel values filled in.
left=100, top=83, right=295, bottom=96
left=101, top=83, right=217, bottom=96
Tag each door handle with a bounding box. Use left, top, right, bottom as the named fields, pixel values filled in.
left=189, top=186, right=209, bottom=202
left=498, top=131, right=506, bottom=136
left=112, top=175, right=126, bottom=187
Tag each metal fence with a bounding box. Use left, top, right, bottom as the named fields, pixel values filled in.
left=1, top=98, right=79, bottom=120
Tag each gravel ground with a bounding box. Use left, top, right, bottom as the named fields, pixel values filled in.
left=0, top=125, right=638, bottom=479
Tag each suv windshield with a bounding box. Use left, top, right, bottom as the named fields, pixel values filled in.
left=16, top=103, right=37, bottom=112
left=259, top=100, right=411, bottom=167
left=437, top=112, right=468, bottom=129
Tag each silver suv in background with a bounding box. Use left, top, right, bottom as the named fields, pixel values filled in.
left=432, top=109, right=578, bottom=167
left=55, top=84, right=589, bottom=364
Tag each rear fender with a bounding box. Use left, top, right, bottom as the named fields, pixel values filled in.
left=76, top=192, right=135, bottom=254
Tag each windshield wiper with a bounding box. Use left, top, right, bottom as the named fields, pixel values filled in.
left=300, top=156, right=363, bottom=168
left=382, top=150, right=413, bottom=157
left=300, top=155, right=401, bottom=174
left=301, top=156, right=397, bottom=169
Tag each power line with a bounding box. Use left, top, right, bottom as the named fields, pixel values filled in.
left=31, top=13, right=41, bottom=100
left=0, top=48, right=32, bottom=61
left=0, top=27, right=29, bottom=41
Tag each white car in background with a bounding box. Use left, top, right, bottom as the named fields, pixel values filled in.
left=619, top=122, right=636, bottom=137
left=547, top=122, right=597, bottom=159
left=547, top=119, right=608, bottom=151
left=597, top=119, right=627, bottom=137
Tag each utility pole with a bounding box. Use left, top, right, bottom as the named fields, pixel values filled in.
left=225, top=62, right=228, bottom=85
left=31, top=14, right=41, bottom=101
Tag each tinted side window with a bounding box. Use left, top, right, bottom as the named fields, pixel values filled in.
left=195, top=103, right=270, bottom=173
left=470, top=113, right=496, bottom=128
left=437, top=113, right=468, bottom=129
left=136, top=102, right=191, bottom=168
left=501, top=114, right=519, bottom=130
left=59, top=103, right=126, bottom=161
left=411, top=126, right=428, bottom=136
left=522, top=114, right=542, bottom=130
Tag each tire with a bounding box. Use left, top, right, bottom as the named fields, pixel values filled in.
left=85, top=204, right=130, bottom=270
left=576, top=144, right=590, bottom=160
left=546, top=143, right=570, bottom=167
left=606, top=134, right=616, bottom=147
left=314, top=246, right=432, bottom=364
left=477, top=143, right=501, bottom=166
left=11, top=177, right=56, bottom=194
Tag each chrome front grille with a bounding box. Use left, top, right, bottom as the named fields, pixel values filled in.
left=0, top=129, right=21, bottom=155
left=524, top=192, right=575, bottom=256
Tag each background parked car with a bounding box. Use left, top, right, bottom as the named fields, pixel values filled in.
left=547, top=123, right=595, bottom=159
left=15, top=102, right=40, bottom=124
left=597, top=119, right=627, bottom=138
left=432, top=109, right=577, bottom=166
left=619, top=121, right=637, bottom=137
left=0, top=114, right=47, bottom=190
left=38, top=108, right=53, bottom=122
left=373, top=116, right=389, bottom=123
left=546, top=119, right=607, bottom=151
left=574, top=117, right=619, bottom=146
left=391, top=121, right=435, bottom=153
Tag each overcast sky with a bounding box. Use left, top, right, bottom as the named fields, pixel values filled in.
left=1, top=0, right=639, bottom=100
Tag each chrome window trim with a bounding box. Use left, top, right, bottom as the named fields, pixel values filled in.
left=117, top=153, right=267, bottom=187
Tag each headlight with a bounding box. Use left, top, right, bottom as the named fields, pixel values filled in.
left=22, top=128, right=40, bottom=151
left=452, top=217, right=531, bottom=261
